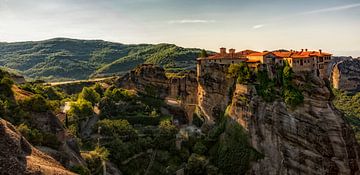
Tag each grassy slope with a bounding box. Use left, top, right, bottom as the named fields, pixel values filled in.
left=0, top=38, right=202, bottom=81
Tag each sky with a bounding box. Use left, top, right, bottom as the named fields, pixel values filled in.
left=0, top=0, right=359, bottom=56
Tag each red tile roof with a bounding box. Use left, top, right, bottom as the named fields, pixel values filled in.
left=247, top=52, right=273, bottom=56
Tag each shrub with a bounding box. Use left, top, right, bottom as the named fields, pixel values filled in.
left=92, top=83, right=104, bottom=97
left=70, top=165, right=90, bottom=175
left=192, top=114, right=204, bottom=128
left=17, top=123, right=61, bottom=148
left=187, top=153, right=207, bottom=174
left=68, top=99, right=93, bottom=119
left=78, top=87, right=100, bottom=105
left=193, top=142, right=207, bottom=155
left=17, top=123, right=43, bottom=146
left=0, top=77, right=14, bottom=97
left=228, top=63, right=254, bottom=84
left=283, top=87, right=304, bottom=107
left=95, top=119, right=137, bottom=139
left=20, top=94, right=49, bottom=112
left=104, top=88, right=134, bottom=102
left=256, top=70, right=276, bottom=102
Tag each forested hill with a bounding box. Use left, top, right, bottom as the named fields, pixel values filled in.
left=0, top=38, right=203, bottom=81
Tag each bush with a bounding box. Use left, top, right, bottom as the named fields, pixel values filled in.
left=228, top=63, right=254, bottom=84
left=95, top=119, right=137, bottom=139
left=104, top=88, right=134, bottom=102
left=187, top=153, right=207, bottom=174
left=20, top=94, right=49, bottom=112
left=192, top=114, right=204, bottom=128
left=283, top=87, right=304, bottom=107
left=0, top=77, right=14, bottom=97
left=17, top=123, right=61, bottom=148
left=256, top=70, right=276, bottom=102
left=193, top=142, right=207, bottom=155
left=68, top=99, right=93, bottom=119
left=78, top=87, right=100, bottom=105
left=70, top=165, right=90, bottom=175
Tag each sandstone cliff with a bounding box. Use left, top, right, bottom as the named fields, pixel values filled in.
left=0, top=119, right=75, bottom=174
left=118, top=64, right=360, bottom=174
left=116, top=64, right=198, bottom=122
left=331, top=58, right=360, bottom=92
left=227, top=76, right=360, bottom=174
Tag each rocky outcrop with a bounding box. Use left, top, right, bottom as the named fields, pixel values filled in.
left=331, top=58, right=360, bottom=92
left=0, top=119, right=75, bottom=174
left=227, top=74, right=360, bottom=175
left=118, top=64, right=360, bottom=174
left=197, top=63, right=234, bottom=124
left=117, top=64, right=198, bottom=122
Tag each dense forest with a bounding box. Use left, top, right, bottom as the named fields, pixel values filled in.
left=0, top=38, right=203, bottom=81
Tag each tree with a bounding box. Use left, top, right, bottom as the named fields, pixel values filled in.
left=228, top=63, right=253, bottom=83
left=200, top=49, right=208, bottom=58
left=68, top=99, right=94, bottom=119
left=187, top=153, right=207, bottom=174
left=78, top=87, right=100, bottom=105
left=193, top=142, right=207, bottom=155
left=20, top=94, right=49, bottom=112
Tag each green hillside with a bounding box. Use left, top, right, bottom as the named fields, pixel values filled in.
left=0, top=38, right=202, bottom=81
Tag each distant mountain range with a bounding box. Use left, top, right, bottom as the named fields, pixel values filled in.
left=0, top=38, right=203, bottom=81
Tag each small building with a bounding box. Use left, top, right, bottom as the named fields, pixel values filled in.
left=246, top=51, right=277, bottom=64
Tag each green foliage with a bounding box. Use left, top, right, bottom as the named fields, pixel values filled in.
left=155, top=120, right=178, bottom=149
left=283, top=87, right=304, bottom=107
left=78, top=87, right=100, bottom=105
left=82, top=146, right=109, bottom=174
left=17, top=123, right=60, bottom=148
left=333, top=89, right=360, bottom=142
left=228, top=63, right=254, bottom=83
left=193, top=142, right=207, bottom=155
left=0, top=38, right=202, bottom=80
left=68, top=99, right=93, bottom=119
left=104, top=88, right=134, bottom=102
left=19, top=94, right=49, bottom=112
left=70, top=165, right=90, bottom=175
left=187, top=153, right=207, bottom=174
left=192, top=114, right=204, bottom=128
left=281, top=64, right=304, bottom=107
left=92, top=83, right=104, bottom=97
left=95, top=119, right=137, bottom=138
left=0, top=77, right=14, bottom=98
left=256, top=69, right=276, bottom=102
left=215, top=121, right=263, bottom=175
left=200, top=49, right=208, bottom=58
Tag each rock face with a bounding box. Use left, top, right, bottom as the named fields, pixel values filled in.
left=331, top=58, right=360, bottom=92
left=117, top=64, right=198, bottom=122
left=119, top=64, right=360, bottom=174
left=227, top=74, right=360, bottom=174
left=196, top=63, right=234, bottom=124
left=0, top=119, right=75, bottom=174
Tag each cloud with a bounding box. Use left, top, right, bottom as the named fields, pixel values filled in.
left=301, top=3, right=360, bottom=15
left=251, top=3, right=360, bottom=29
left=168, top=19, right=216, bottom=24
left=252, top=24, right=264, bottom=29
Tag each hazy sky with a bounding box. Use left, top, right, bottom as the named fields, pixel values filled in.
left=0, top=0, right=359, bottom=56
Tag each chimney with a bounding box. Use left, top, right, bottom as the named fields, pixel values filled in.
left=305, top=48, right=308, bottom=52
left=229, top=48, right=235, bottom=57
left=229, top=48, right=235, bottom=54
left=220, top=47, right=226, bottom=55
left=319, top=49, right=322, bottom=54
